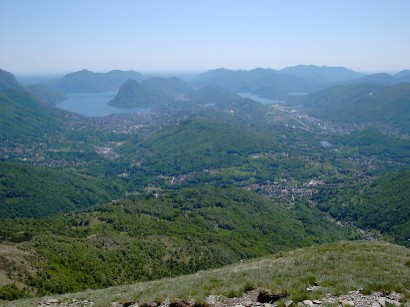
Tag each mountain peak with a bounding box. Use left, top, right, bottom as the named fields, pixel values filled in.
left=395, top=70, right=410, bottom=78
left=0, top=68, right=23, bottom=91
left=280, top=65, right=363, bottom=83
left=109, top=78, right=169, bottom=107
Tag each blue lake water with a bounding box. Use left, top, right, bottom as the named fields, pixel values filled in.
left=57, top=92, right=150, bottom=117
left=238, top=93, right=284, bottom=104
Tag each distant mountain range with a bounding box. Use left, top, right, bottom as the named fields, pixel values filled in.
left=49, top=69, right=145, bottom=93
left=192, top=66, right=364, bottom=97
left=193, top=66, right=410, bottom=98
left=22, top=65, right=409, bottom=102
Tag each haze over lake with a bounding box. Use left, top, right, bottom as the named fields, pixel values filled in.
left=57, top=92, right=151, bottom=117
left=238, top=93, right=284, bottom=104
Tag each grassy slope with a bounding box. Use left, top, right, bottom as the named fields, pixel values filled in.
left=6, top=241, right=409, bottom=306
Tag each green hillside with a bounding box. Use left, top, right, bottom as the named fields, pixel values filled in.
left=25, top=84, right=66, bottom=105
left=336, top=128, right=410, bottom=164
left=302, top=83, right=410, bottom=132
left=316, top=168, right=410, bottom=247
left=0, top=89, right=62, bottom=144
left=143, top=118, right=276, bottom=175
left=0, top=187, right=357, bottom=297
left=0, top=162, right=121, bottom=218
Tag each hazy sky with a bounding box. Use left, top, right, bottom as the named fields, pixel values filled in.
left=1, top=0, right=409, bottom=74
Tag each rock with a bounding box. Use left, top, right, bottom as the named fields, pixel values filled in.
left=388, top=292, right=404, bottom=301
left=169, top=300, right=192, bottom=307
left=385, top=299, right=401, bottom=306
left=284, top=300, right=294, bottom=307
left=371, top=302, right=381, bottom=307
left=305, top=286, right=321, bottom=292
left=257, top=289, right=287, bottom=303
left=339, top=299, right=354, bottom=306
left=312, top=300, right=321, bottom=304
left=302, top=300, right=314, bottom=306
left=243, top=301, right=253, bottom=307
left=377, top=297, right=387, bottom=306
left=45, top=298, right=59, bottom=304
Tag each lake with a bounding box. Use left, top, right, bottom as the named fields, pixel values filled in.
left=57, top=92, right=151, bottom=117
left=238, top=93, right=284, bottom=104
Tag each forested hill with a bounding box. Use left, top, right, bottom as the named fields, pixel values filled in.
left=109, top=79, right=170, bottom=107
left=0, top=89, right=62, bottom=144
left=0, top=186, right=357, bottom=296
left=316, top=168, right=410, bottom=247
left=143, top=118, right=275, bottom=175
left=25, top=84, right=66, bottom=105
left=300, top=83, right=410, bottom=133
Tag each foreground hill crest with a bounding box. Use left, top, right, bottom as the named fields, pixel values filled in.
left=5, top=241, right=409, bottom=306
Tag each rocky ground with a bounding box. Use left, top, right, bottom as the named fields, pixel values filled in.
left=35, top=289, right=408, bottom=307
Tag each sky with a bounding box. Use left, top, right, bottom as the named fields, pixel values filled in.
left=1, top=0, right=410, bottom=74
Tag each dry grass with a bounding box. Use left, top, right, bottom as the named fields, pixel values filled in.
left=6, top=240, right=410, bottom=306
left=0, top=242, right=36, bottom=287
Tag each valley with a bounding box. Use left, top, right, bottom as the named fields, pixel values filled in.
left=0, top=66, right=409, bottom=304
